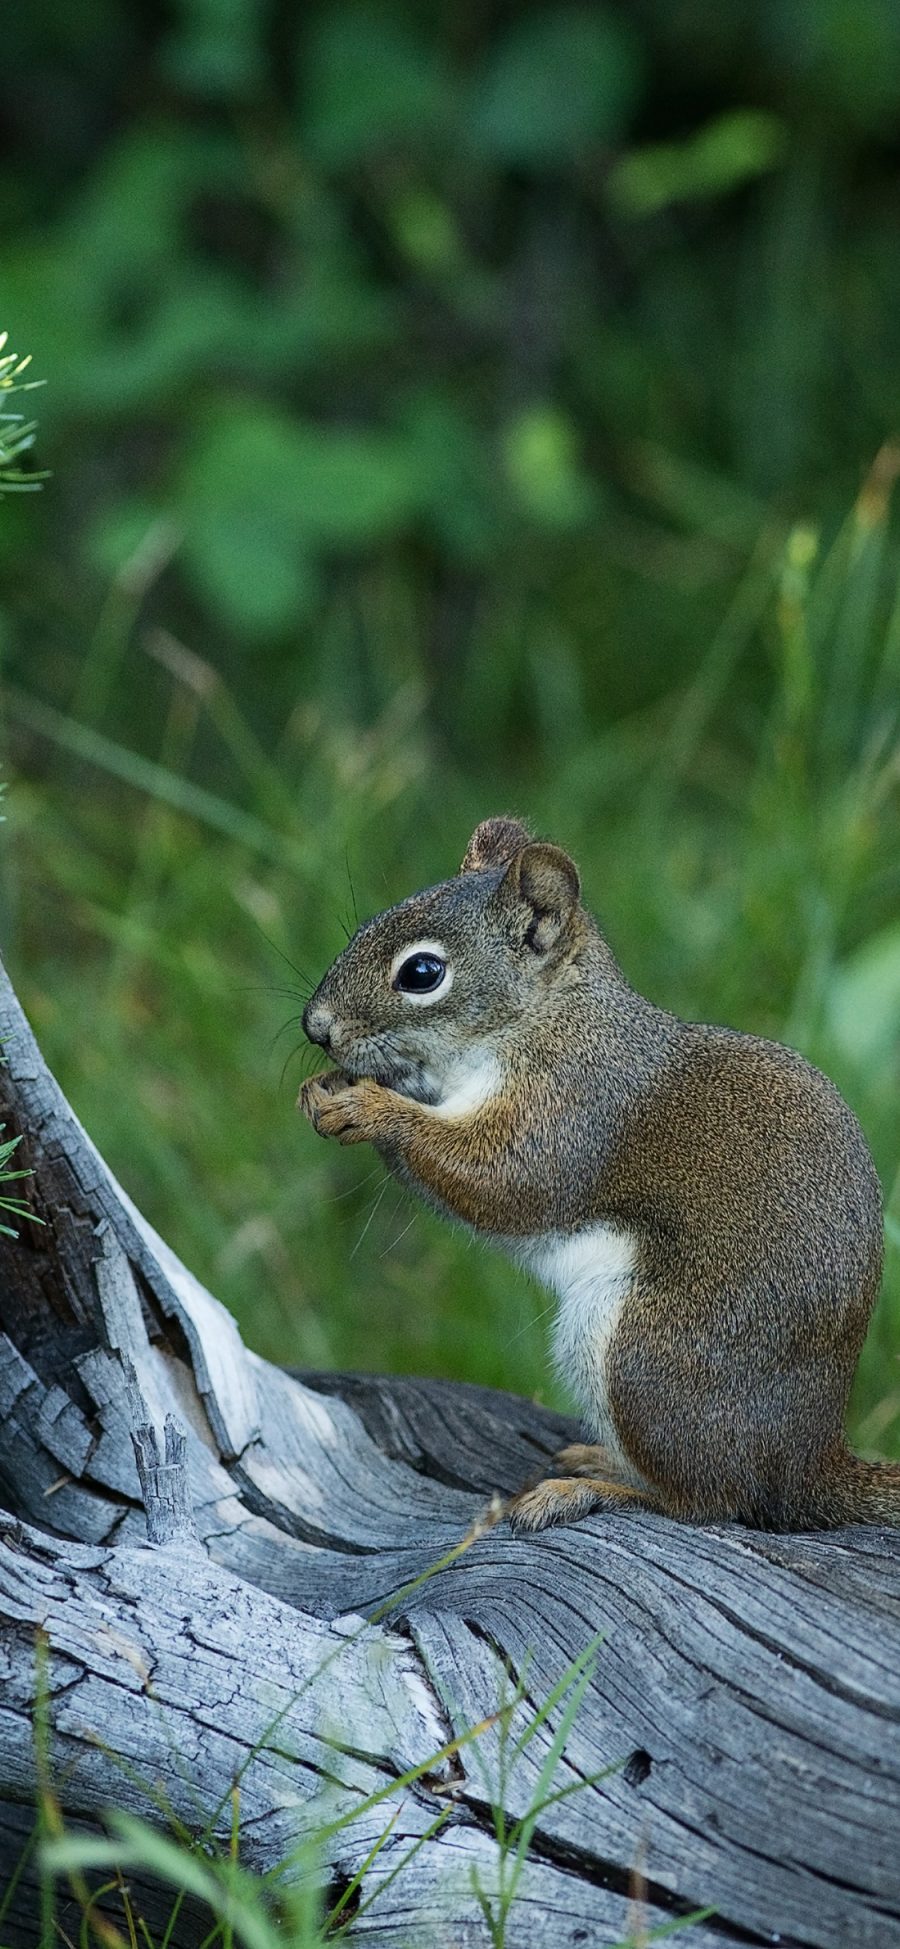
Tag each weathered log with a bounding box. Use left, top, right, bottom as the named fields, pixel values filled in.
left=1, top=957, right=899, bottom=1949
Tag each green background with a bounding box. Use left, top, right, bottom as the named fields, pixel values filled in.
left=2, top=0, right=899, bottom=1453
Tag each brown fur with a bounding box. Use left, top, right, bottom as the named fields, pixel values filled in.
left=299, top=817, right=893, bottom=1534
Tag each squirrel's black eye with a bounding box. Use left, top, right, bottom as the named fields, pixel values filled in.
left=395, top=952, right=446, bottom=994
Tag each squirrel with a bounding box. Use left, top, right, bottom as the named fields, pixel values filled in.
left=298, top=815, right=895, bottom=1534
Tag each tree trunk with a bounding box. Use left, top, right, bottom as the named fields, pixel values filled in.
left=1, top=958, right=899, bottom=1949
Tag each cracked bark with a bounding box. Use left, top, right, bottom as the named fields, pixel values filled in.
left=1, top=959, right=899, bottom=1948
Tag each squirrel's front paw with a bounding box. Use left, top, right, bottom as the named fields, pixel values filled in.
left=298, top=1071, right=384, bottom=1145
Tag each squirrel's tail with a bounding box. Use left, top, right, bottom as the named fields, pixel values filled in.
left=811, top=1450, right=900, bottom=1528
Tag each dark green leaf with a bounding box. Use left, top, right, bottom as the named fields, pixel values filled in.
left=468, top=7, right=642, bottom=165
left=302, top=6, right=453, bottom=164
left=184, top=509, right=319, bottom=636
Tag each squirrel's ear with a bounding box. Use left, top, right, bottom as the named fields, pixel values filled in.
left=498, top=842, right=581, bottom=954
left=459, top=815, right=532, bottom=875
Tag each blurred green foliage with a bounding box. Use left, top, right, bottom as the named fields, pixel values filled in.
left=1, top=0, right=898, bottom=1450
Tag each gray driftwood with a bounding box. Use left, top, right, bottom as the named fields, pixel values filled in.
left=0, top=958, right=899, bottom=1949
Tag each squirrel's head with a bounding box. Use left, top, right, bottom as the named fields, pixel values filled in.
left=302, top=817, right=589, bottom=1106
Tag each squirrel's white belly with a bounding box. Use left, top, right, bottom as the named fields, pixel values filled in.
left=515, top=1226, right=641, bottom=1481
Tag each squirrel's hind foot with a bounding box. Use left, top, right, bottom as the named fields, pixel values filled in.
left=552, top=1442, right=632, bottom=1481
left=506, top=1474, right=644, bottom=1533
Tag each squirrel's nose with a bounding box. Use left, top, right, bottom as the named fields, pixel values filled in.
left=303, top=1001, right=334, bottom=1051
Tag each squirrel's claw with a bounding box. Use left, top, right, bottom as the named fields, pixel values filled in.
left=298, top=1071, right=383, bottom=1145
